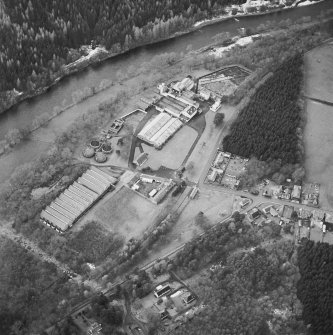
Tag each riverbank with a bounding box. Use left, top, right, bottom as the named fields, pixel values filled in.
left=0, top=0, right=329, bottom=117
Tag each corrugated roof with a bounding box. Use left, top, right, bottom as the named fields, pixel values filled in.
left=50, top=203, right=77, bottom=221
left=41, top=168, right=115, bottom=232
left=78, top=177, right=104, bottom=195
left=64, top=189, right=89, bottom=207
left=45, top=207, right=72, bottom=226
left=85, top=171, right=107, bottom=189
left=54, top=199, right=81, bottom=216
left=67, top=186, right=91, bottom=205
left=88, top=169, right=109, bottom=184
left=41, top=210, right=68, bottom=231
left=59, top=193, right=85, bottom=211
left=72, top=182, right=98, bottom=199
left=90, top=166, right=117, bottom=184
left=80, top=175, right=105, bottom=194
left=69, top=184, right=94, bottom=203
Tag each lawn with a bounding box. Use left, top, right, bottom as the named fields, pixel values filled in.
left=81, top=186, right=169, bottom=241
left=304, top=100, right=333, bottom=211
left=305, top=43, right=333, bottom=103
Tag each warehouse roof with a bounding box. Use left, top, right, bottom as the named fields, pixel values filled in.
left=40, top=167, right=115, bottom=233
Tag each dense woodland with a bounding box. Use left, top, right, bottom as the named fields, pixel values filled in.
left=0, top=0, right=245, bottom=96
left=0, top=237, right=86, bottom=335
left=297, top=240, right=333, bottom=335
left=171, top=219, right=305, bottom=335
left=223, top=54, right=304, bottom=165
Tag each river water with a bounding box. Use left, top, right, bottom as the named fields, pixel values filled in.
left=0, top=1, right=331, bottom=139
left=0, top=1, right=331, bottom=185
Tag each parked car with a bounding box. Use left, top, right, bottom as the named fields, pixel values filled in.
left=250, top=189, right=259, bottom=195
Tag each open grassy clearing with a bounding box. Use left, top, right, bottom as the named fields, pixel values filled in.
left=304, top=44, right=333, bottom=210
left=79, top=186, right=172, bottom=242
left=138, top=126, right=198, bottom=170
left=305, top=42, right=333, bottom=103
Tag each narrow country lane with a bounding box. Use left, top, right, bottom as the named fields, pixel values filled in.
left=0, top=220, right=102, bottom=291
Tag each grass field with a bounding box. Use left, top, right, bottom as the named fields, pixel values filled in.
left=305, top=42, right=333, bottom=103
left=81, top=186, right=170, bottom=241
left=304, top=43, right=333, bottom=210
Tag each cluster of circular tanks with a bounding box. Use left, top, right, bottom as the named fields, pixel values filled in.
left=82, top=139, right=113, bottom=163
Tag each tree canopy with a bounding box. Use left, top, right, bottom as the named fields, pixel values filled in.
left=223, top=54, right=304, bottom=165
left=0, top=0, right=245, bottom=96
left=297, top=240, right=333, bottom=335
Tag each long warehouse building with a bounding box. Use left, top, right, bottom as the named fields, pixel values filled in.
left=138, top=112, right=183, bottom=149
left=40, top=167, right=117, bottom=233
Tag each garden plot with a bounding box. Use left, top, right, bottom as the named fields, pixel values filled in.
left=199, top=65, right=251, bottom=97
left=220, top=156, right=247, bottom=189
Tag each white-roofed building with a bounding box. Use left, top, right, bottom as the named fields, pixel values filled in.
left=172, top=77, right=194, bottom=93
left=138, top=113, right=183, bottom=149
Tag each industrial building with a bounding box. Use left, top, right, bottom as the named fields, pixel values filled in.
left=137, top=112, right=183, bottom=149
left=171, top=77, right=195, bottom=93
left=40, top=167, right=117, bottom=233
left=155, top=94, right=199, bottom=122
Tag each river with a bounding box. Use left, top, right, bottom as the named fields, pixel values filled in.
left=0, top=1, right=331, bottom=139
left=0, top=1, right=331, bottom=185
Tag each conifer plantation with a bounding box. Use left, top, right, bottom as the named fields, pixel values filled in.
left=223, top=54, right=304, bottom=165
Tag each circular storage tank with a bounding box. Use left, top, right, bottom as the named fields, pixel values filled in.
left=90, top=139, right=100, bottom=149
left=95, top=152, right=107, bottom=163
left=102, top=143, right=112, bottom=154
left=82, top=147, right=95, bottom=158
